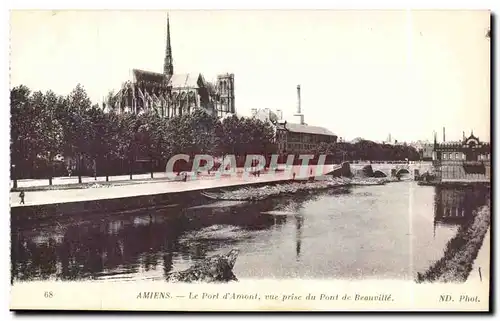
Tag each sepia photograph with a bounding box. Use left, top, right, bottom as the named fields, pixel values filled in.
left=8, top=9, right=491, bottom=311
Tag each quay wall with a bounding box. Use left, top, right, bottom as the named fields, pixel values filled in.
left=11, top=179, right=299, bottom=225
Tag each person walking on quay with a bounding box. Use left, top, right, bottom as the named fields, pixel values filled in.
left=19, top=190, right=25, bottom=205
left=292, top=172, right=296, bottom=180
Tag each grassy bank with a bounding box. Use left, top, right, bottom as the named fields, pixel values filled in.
left=416, top=204, right=491, bottom=283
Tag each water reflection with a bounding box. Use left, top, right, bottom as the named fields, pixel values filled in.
left=11, top=191, right=320, bottom=282
left=11, top=184, right=489, bottom=282
left=415, top=185, right=491, bottom=283
left=295, top=214, right=304, bottom=260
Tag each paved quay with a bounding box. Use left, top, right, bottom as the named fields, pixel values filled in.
left=10, top=164, right=339, bottom=208
left=10, top=172, right=179, bottom=189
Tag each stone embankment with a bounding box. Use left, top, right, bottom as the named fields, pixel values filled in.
left=200, top=176, right=395, bottom=201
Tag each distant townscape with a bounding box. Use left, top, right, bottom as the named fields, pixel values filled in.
left=10, top=16, right=435, bottom=183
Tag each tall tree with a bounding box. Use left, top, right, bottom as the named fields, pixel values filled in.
left=10, top=85, right=33, bottom=186
left=63, top=84, right=93, bottom=183
left=137, top=111, right=163, bottom=178
left=116, top=113, right=139, bottom=179
left=39, top=90, right=64, bottom=185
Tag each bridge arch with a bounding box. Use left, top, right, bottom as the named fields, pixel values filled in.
left=372, top=170, right=387, bottom=178
left=396, top=168, right=410, bottom=176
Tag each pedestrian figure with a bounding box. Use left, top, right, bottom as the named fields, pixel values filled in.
left=183, top=172, right=187, bottom=182
left=293, top=172, right=296, bottom=180
left=19, top=191, right=25, bottom=205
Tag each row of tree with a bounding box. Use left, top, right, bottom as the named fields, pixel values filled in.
left=315, top=140, right=420, bottom=163
left=10, top=84, right=276, bottom=184
left=10, top=84, right=420, bottom=184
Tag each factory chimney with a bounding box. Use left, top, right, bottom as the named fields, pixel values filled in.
left=294, top=84, right=305, bottom=125
left=296, top=85, right=301, bottom=114
left=442, top=127, right=446, bottom=143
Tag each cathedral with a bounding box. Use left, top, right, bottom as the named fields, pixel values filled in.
left=107, top=15, right=236, bottom=118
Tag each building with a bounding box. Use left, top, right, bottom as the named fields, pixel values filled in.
left=433, top=131, right=491, bottom=162
left=276, top=121, right=337, bottom=156
left=410, top=140, right=434, bottom=161
left=107, top=15, right=236, bottom=118
left=275, top=85, right=337, bottom=158
left=251, top=108, right=282, bottom=123
left=420, top=143, right=434, bottom=160
left=432, top=130, right=491, bottom=182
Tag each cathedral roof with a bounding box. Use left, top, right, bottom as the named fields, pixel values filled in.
left=168, top=73, right=205, bottom=89
left=132, top=69, right=166, bottom=84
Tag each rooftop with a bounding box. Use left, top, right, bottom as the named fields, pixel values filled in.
left=168, top=73, right=205, bottom=89
left=132, top=69, right=166, bottom=84
left=279, top=121, right=336, bottom=137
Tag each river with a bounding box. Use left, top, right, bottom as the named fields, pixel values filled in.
left=10, top=181, right=490, bottom=282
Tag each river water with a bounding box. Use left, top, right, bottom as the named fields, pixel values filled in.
left=11, top=181, right=489, bottom=282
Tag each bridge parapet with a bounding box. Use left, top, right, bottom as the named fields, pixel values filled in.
left=350, top=162, right=433, bottom=178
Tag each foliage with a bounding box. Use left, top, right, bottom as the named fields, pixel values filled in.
left=10, top=85, right=277, bottom=179
left=10, top=84, right=420, bottom=180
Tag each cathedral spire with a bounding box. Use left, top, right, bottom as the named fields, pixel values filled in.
left=164, top=13, right=174, bottom=77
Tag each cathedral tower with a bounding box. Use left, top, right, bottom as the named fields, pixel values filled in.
left=215, top=73, right=235, bottom=117
left=163, top=14, right=174, bottom=77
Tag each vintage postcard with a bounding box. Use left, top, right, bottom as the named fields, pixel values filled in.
left=9, top=10, right=491, bottom=312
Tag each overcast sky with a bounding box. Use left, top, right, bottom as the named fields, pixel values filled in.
left=10, top=10, right=490, bottom=142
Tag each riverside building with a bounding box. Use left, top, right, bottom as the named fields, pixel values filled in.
left=432, top=129, right=491, bottom=181
left=275, top=85, right=338, bottom=160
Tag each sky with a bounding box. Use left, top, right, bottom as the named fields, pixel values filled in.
left=9, top=10, right=490, bottom=143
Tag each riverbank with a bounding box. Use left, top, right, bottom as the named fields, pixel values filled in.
left=10, top=165, right=342, bottom=207
left=11, top=165, right=348, bottom=223
left=10, top=169, right=278, bottom=192
left=200, top=177, right=397, bottom=201
left=418, top=180, right=491, bottom=187
left=416, top=204, right=491, bottom=283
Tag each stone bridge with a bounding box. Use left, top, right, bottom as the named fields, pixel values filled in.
left=349, top=162, right=433, bottom=178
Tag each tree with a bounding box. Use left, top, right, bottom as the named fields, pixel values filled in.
left=10, top=85, right=33, bottom=186
left=137, top=111, right=163, bottom=178
left=186, top=109, right=222, bottom=156
left=220, top=114, right=241, bottom=157
left=116, top=113, right=139, bottom=179
left=62, top=84, right=93, bottom=183
left=86, top=106, right=108, bottom=180
left=38, top=90, right=64, bottom=185
left=105, top=90, right=118, bottom=112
